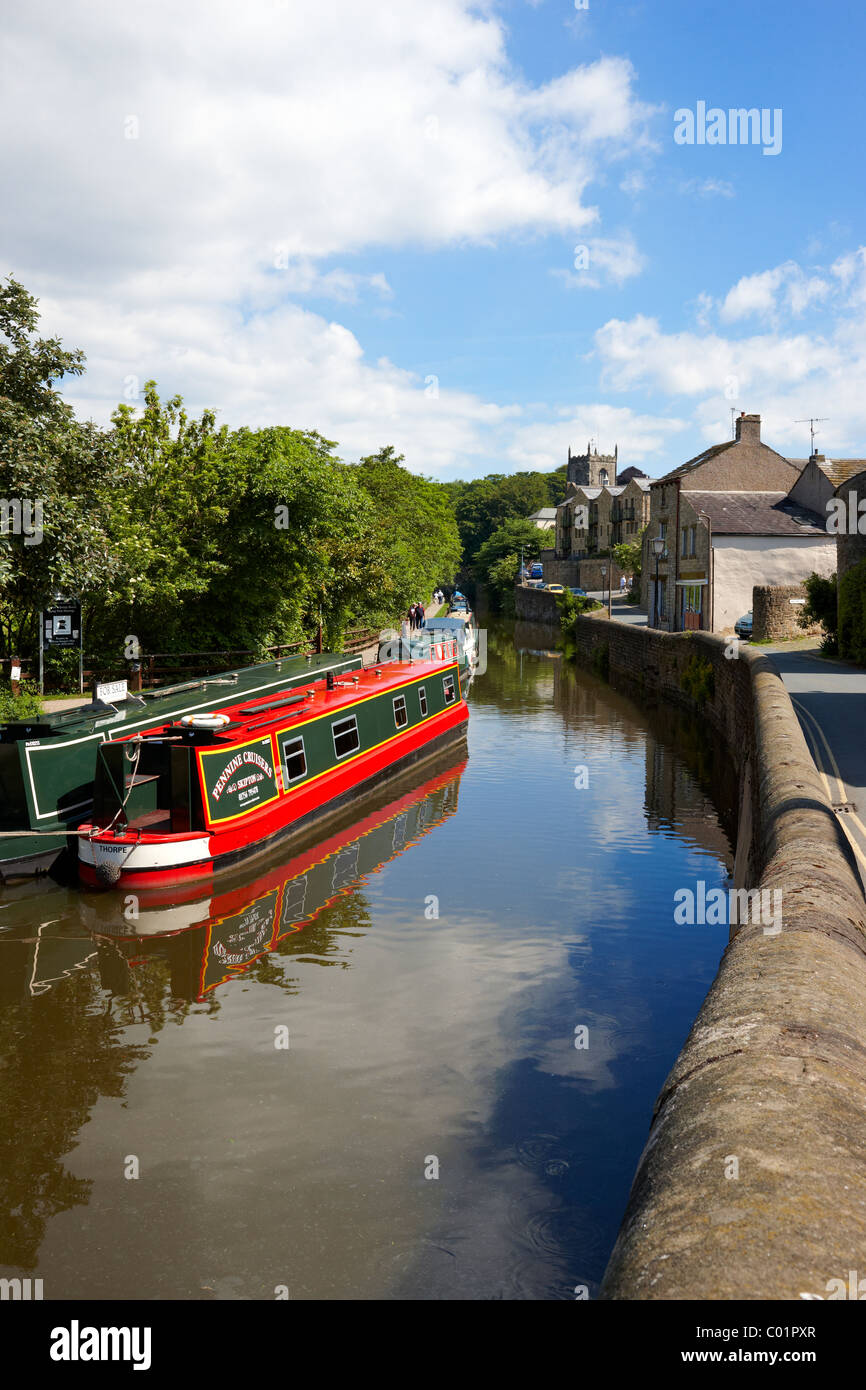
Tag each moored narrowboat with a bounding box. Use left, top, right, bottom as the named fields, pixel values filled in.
left=78, top=644, right=469, bottom=888
left=377, top=616, right=479, bottom=683
left=0, top=652, right=364, bottom=881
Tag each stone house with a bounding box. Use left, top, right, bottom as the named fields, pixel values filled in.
left=641, top=413, right=836, bottom=632
left=554, top=456, right=650, bottom=561
left=527, top=507, right=557, bottom=532
left=788, top=455, right=866, bottom=519
left=611, top=477, right=651, bottom=545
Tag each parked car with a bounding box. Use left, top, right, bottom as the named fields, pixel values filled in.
left=734, top=611, right=753, bottom=639
left=569, top=587, right=587, bottom=597
left=545, top=583, right=566, bottom=595
left=529, top=563, right=544, bottom=580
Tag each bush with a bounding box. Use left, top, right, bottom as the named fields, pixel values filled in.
left=680, top=650, right=715, bottom=706
left=555, top=590, right=602, bottom=634
left=839, top=556, right=866, bottom=665
left=0, top=681, right=43, bottom=722
left=799, top=571, right=838, bottom=655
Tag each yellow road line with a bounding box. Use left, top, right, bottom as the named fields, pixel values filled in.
left=791, top=698, right=866, bottom=877
left=793, top=705, right=836, bottom=804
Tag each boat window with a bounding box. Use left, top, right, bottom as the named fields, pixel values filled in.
left=443, top=674, right=456, bottom=705
left=332, top=714, right=360, bottom=759
left=418, top=685, right=427, bottom=717
left=393, top=694, right=408, bottom=728
left=281, top=735, right=307, bottom=784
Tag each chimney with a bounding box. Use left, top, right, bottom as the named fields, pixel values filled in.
left=735, top=412, right=761, bottom=444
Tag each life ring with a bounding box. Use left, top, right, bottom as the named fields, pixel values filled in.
left=181, top=713, right=230, bottom=729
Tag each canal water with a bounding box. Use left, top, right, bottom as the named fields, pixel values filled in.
left=0, top=622, right=734, bottom=1300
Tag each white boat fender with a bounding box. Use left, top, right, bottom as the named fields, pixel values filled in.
left=180, top=713, right=231, bottom=729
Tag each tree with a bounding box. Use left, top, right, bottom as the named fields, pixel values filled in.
left=0, top=277, right=125, bottom=661
left=799, top=571, right=838, bottom=655
left=474, top=517, right=546, bottom=610
left=445, top=468, right=568, bottom=568
left=612, top=528, right=646, bottom=582
left=354, top=446, right=461, bottom=618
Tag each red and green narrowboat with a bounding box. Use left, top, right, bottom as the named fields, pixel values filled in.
left=78, top=644, right=469, bottom=889
left=0, top=652, right=365, bottom=881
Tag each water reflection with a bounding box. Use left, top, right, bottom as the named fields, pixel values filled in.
left=0, top=625, right=734, bottom=1300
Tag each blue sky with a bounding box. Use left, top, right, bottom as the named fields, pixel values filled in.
left=3, top=0, right=865, bottom=478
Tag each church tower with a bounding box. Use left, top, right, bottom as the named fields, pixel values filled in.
left=567, top=441, right=618, bottom=488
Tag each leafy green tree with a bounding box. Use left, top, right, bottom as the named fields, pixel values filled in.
left=354, top=446, right=461, bottom=619
left=474, top=517, right=546, bottom=610
left=0, top=276, right=125, bottom=662
left=839, top=557, right=866, bottom=666
left=445, top=468, right=566, bottom=567
left=799, top=571, right=838, bottom=655
left=612, top=528, right=646, bottom=582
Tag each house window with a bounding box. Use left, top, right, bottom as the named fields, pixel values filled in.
left=443, top=674, right=456, bottom=705
left=332, top=715, right=360, bottom=759
left=418, top=685, right=428, bottom=717
left=393, top=694, right=408, bottom=728
left=281, top=735, right=307, bottom=784
left=681, top=527, right=688, bottom=557
left=659, top=521, right=667, bottom=542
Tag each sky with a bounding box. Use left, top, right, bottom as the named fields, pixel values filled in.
left=2, top=0, right=865, bottom=480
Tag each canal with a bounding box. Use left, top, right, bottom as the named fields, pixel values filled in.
left=0, top=621, right=735, bottom=1300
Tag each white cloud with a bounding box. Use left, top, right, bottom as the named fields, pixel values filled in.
left=720, top=261, right=831, bottom=323
left=619, top=170, right=647, bottom=196
left=504, top=405, right=687, bottom=474
left=1, top=2, right=655, bottom=273
left=596, top=313, right=836, bottom=397
left=679, top=178, right=735, bottom=198
left=552, top=234, right=646, bottom=290
left=0, top=0, right=661, bottom=475
left=594, top=250, right=866, bottom=455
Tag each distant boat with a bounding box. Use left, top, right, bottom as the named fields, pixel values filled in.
left=426, top=614, right=479, bottom=677
left=377, top=619, right=478, bottom=682
left=79, top=643, right=469, bottom=889
left=0, top=653, right=366, bottom=881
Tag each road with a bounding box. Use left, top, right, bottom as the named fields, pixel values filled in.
left=762, top=640, right=866, bottom=891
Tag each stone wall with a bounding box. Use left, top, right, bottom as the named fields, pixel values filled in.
left=538, top=559, right=627, bottom=590
left=577, top=558, right=626, bottom=592
left=540, top=557, right=582, bottom=586
left=562, top=614, right=866, bottom=1299
left=514, top=584, right=609, bottom=623
left=514, top=584, right=562, bottom=623
left=751, top=582, right=819, bottom=642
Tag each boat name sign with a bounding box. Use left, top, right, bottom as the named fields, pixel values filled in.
left=198, top=736, right=280, bottom=825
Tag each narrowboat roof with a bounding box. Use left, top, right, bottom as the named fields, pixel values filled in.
left=0, top=652, right=364, bottom=742
left=143, top=652, right=460, bottom=743
left=428, top=615, right=474, bottom=630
